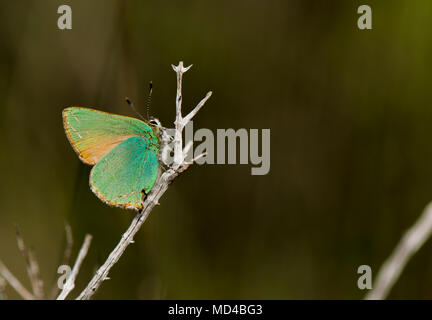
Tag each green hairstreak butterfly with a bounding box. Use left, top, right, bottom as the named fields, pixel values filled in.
left=62, top=107, right=164, bottom=211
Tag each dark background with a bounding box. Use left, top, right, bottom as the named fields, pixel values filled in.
left=1, top=0, right=432, bottom=299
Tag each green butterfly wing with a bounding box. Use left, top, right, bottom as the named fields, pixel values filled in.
left=63, top=107, right=162, bottom=210
left=90, top=136, right=160, bottom=211
left=63, top=107, right=158, bottom=165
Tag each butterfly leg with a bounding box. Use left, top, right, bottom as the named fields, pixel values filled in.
left=138, top=189, right=148, bottom=214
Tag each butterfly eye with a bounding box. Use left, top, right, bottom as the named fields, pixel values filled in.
left=149, top=119, right=160, bottom=126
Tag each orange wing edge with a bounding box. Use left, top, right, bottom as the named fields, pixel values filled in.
left=89, top=177, right=143, bottom=211
left=62, top=107, right=96, bottom=165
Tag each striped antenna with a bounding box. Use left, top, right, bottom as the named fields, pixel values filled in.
left=146, top=81, right=153, bottom=120
left=125, top=97, right=146, bottom=121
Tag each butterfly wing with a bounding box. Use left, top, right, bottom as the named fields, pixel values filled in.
left=63, top=107, right=158, bottom=165
left=89, top=135, right=160, bottom=210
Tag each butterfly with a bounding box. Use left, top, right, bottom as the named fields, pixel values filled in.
left=62, top=107, right=166, bottom=211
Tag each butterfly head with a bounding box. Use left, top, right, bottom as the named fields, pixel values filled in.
left=148, top=117, right=161, bottom=128
left=148, top=117, right=171, bottom=144
left=148, top=117, right=172, bottom=168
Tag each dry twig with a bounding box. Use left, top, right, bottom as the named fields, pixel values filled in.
left=365, top=201, right=432, bottom=300
left=14, top=226, right=44, bottom=299
left=0, top=260, right=34, bottom=300
left=76, top=61, right=211, bottom=300
left=57, top=234, right=92, bottom=300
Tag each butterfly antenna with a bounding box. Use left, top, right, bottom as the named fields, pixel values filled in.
left=146, top=81, right=153, bottom=120
left=125, top=97, right=146, bottom=121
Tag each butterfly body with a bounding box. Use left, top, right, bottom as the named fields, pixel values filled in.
left=63, top=107, right=164, bottom=211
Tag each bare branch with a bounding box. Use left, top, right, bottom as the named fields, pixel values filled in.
left=192, top=152, right=207, bottom=163
left=182, top=140, right=194, bottom=164
left=365, top=201, right=432, bottom=300
left=62, top=223, right=74, bottom=266
left=57, top=234, right=92, bottom=300
left=14, top=226, right=44, bottom=299
left=77, top=61, right=211, bottom=300
left=28, top=249, right=44, bottom=299
left=182, top=91, right=213, bottom=126
left=77, top=171, right=176, bottom=300
left=172, top=61, right=191, bottom=166
left=0, top=260, right=34, bottom=300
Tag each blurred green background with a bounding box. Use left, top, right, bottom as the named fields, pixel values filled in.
left=1, top=0, right=432, bottom=299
